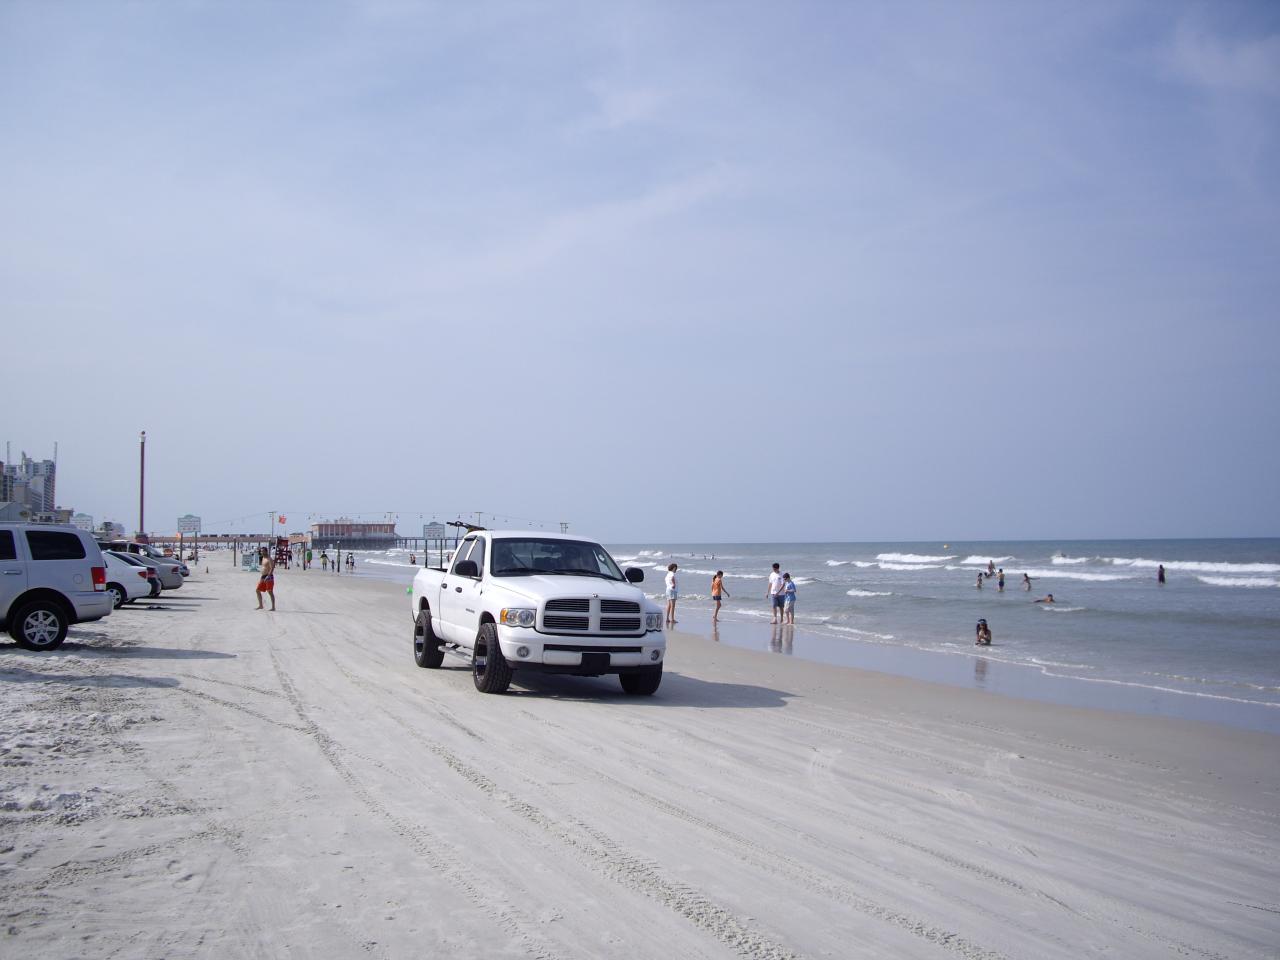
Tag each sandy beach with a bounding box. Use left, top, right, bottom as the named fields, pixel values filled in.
left=2, top=559, right=1277, bottom=959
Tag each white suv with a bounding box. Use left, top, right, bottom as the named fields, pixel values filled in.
left=0, top=523, right=113, bottom=650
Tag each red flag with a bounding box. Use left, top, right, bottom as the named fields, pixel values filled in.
left=279, top=515, right=286, bottom=524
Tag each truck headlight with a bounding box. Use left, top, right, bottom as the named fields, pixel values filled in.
left=645, top=612, right=663, bottom=631
left=501, top=608, right=536, bottom=628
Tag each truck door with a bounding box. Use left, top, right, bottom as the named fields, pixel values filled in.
left=451, top=536, right=485, bottom=644
left=438, top=538, right=475, bottom=643
left=0, top=530, right=27, bottom=621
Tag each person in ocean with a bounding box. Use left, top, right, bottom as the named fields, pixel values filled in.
left=976, top=572, right=983, bottom=589
left=710, top=570, right=728, bottom=623
left=1034, top=593, right=1056, bottom=604
left=987, top=560, right=996, bottom=577
left=997, top=568, right=1005, bottom=592
left=782, top=573, right=797, bottom=624
left=664, top=563, right=679, bottom=625
left=975, top=618, right=992, bottom=645
left=1157, top=564, right=1166, bottom=585
left=1022, top=572, right=1032, bottom=590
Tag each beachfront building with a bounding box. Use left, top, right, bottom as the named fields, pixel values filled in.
left=1, top=451, right=56, bottom=515
left=72, top=512, right=95, bottom=532
left=309, top=518, right=398, bottom=549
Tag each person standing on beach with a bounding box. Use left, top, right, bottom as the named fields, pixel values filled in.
left=710, top=571, right=728, bottom=623
left=305, top=548, right=312, bottom=570
left=767, top=563, right=784, bottom=623
left=320, top=551, right=328, bottom=571
left=782, top=573, right=797, bottom=624
left=664, top=563, right=679, bottom=625
left=255, top=548, right=276, bottom=611
left=997, top=568, right=1005, bottom=592
left=1157, top=564, right=1166, bottom=585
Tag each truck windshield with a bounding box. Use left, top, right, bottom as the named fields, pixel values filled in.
left=491, top=538, right=625, bottom=580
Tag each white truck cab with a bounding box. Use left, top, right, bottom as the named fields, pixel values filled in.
left=410, top=530, right=666, bottom=695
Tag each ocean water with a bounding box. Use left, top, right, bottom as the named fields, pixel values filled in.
left=341, top=538, right=1280, bottom=732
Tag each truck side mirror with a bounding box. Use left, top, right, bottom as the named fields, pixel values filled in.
left=624, top=567, right=644, bottom=583
left=454, top=559, right=478, bottom=578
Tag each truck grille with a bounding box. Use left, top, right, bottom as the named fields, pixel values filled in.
left=546, top=598, right=589, bottom=612
left=600, top=599, right=640, bottom=613
left=600, top=617, right=641, bottom=631
left=540, top=597, right=645, bottom=635
left=544, top=614, right=589, bottom=631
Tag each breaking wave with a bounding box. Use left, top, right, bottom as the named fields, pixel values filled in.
left=1198, top=576, right=1280, bottom=589
left=876, top=553, right=955, bottom=564
left=1107, top=557, right=1280, bottom=574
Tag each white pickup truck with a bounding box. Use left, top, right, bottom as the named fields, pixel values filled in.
left=410, top=530, right=666, bottom=695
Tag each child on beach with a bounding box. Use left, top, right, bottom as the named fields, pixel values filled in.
left=665, top=563, right=679, bottom=625
left=782, top=573, right=796, bottom=624
left=710, top=571, right=728, bottom=623
left=975, top=618, right=991, bottom=645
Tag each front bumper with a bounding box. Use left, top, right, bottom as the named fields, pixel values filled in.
left=496, top=625, right=665, bottom=675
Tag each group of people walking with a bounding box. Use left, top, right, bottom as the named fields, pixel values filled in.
left=662, top=560, right=797, bottom=626
left=318, top=551, right=356, bottom=572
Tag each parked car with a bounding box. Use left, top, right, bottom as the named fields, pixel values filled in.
left=103, top=551, right=154, bottom=608
left=105, top=551, right=162, bottom=597
left=100, top=541, right=188, bottom=579
left=1, top=523, right=112, bottom=650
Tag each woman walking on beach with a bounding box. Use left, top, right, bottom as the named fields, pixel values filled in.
left=665, top=563, right=679, bottom=625
left=782, top=573, right=796, bottom=624
left=255, top=548, right=276, bottom=611
left=710, top=571, right=728, bottom=623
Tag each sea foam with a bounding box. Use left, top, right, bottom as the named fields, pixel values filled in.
left=1197, top=576, right=1280, bottom=589
left=876, top=553, right=955, bottom=564
left=1108, top=557, right=1280, bottom=574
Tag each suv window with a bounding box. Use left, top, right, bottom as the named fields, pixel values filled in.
left=26, top=530, right=87, bottom=561
left=0, top=530, right=15, bottom=561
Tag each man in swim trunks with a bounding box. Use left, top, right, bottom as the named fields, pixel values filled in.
left=256, top=548, right=276, bottom=610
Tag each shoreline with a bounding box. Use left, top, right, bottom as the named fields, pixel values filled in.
left=672, top=605, right=1280, bottom=735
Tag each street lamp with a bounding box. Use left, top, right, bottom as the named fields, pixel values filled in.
left=138, top=431, right=146, bottom=540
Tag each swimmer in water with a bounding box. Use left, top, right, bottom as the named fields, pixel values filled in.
left=1033, top=593, right=1055, bottom=604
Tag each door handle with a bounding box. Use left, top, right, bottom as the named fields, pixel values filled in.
left=3, top=570, right=21, bottom=575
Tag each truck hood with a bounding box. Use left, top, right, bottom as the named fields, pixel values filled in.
left=498, top=576, right=652, bottom=607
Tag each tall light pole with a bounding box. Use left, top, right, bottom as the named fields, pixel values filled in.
left=138, top=431, right=146, bottom=539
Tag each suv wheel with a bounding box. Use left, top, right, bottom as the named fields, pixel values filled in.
left=413, top=609, right=444, bottom=668
left=620, top=665, right=663, bottom=696
left=472, top=622, right=512, bottom=694
left=12, top=600, right=70, bottom=651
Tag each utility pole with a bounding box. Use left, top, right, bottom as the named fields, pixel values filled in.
left=560, top=521, right=569, bottom=533
left=138, top=431, right=146, bottom=539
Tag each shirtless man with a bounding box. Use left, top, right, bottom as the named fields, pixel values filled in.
left=1033, top=593, right=1055, bottom=604
left=256, top=548, right=276, bottom=610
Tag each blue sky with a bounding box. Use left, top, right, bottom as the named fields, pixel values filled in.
left=3, top=1, right=1277, bottom=542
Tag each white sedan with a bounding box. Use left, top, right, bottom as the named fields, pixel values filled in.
left=103, top=551, right=154, bottom=608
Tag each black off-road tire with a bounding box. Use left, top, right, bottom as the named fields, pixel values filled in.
left=413, top=609, right=444, bottom=668
left=619, top=665, right=663, bottom=696
left=11, top=599, right=70, bottom=651
left=472, top=621, right=512, bottom=694
left=106, top=583, right=127, bottom=609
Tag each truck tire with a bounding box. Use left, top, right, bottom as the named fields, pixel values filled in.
left=106, top=583, right=127, bottom=609
left=413, top=609, right=444, bottom=668
left=11, top=599, right=70, bottom=651
left=472, top=622, right=512, bottom=694
left=620, top=665, right=662, bottom=696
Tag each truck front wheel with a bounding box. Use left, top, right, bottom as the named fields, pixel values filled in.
left=472, top=622, right=512, bottom=694
left=620, top=665, right=662, bottom=696
left=414, top=609, right=444, bottom=668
